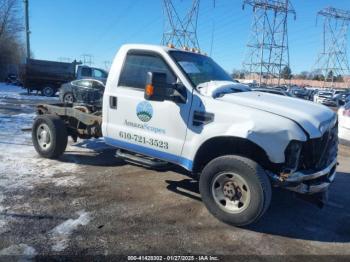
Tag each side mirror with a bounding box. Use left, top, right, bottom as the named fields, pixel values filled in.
left=145, top=72, right=187, bottom=103
left=144, top=72, right=168, bottom=102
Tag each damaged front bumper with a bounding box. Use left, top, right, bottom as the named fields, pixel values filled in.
left=269, top=158, right=337, bottom=194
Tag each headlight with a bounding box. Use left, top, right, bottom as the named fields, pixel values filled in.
left=319, top=121, right=330, bottom=134
left=319, top=116, right=337, bottom=134
left=284, top=141, right=303, bottom=172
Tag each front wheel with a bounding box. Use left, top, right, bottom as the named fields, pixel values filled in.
left=32, top=115, right=68, bottom=159
left=199, top=155, right=272, bottom=226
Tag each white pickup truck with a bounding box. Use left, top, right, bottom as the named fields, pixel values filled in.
left=31, top=44, right=338, bottom=226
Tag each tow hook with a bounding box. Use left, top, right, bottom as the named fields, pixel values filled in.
left=279, top=173, right=289, bottom=181
left=265, top=170, right=286, bottom=183
left=278, top=169, right=293, bottom=182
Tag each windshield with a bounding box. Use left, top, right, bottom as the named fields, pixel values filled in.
left=169, top=51, right=233, bottom=87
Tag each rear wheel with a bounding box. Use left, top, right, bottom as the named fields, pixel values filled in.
left=42, top=86, right=55, bottom=97
left=199, top=155, right=272, bottom=226
left=32, top=115, right=68, bottom=159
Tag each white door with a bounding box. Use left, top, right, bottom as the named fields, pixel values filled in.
left=105, top=51, right=193, bottom=169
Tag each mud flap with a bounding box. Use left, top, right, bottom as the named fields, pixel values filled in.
left=295, top=191, right=328, bottom=208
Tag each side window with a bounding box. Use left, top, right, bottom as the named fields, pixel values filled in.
left=93, top=69, right=107, bottom=78
left=118, top=53, right=176, bottom=89
left=81, top=67, right=92, bottom=77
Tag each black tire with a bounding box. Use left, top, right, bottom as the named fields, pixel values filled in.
left=63, top=92, right=75, bottom=104
left=199, top=155, right=272, bottom=226
left=32, top=115, right=68, bottom=159
left=42, top=86, right=55, bottom=97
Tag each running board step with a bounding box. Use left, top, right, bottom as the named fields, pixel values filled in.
left=115, top=149, right=169, bottom=168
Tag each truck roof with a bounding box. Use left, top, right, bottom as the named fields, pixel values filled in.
left=119, top=44, right=205, bottom=55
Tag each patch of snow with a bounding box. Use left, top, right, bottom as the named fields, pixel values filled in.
left=0, top=220, right=8, bottom=234
left=0, top=83, right=24, bottom=93
left=0, top=113, right=35, bottom=141
left=0, top=193, right=4, bottom=208
left=0, top=111, right=85, bottom=190
left=0, top=243, right=37, bottom=258
left=50, top=211, right=91, bottom=252
left=51, top=175, right=83, bottom=187
left=0, top=82, right=58, bottom=102
left=74, top=138, right=113, bottom=151
left=0, top=89, right=108, bottom=243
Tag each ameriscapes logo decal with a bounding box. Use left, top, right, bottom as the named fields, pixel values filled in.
left=125, top=101, right=165, bottom=134
left=136, top=101, right=153, bottom=122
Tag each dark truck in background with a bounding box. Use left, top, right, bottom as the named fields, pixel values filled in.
left=21, top=58, right=108, bottom=97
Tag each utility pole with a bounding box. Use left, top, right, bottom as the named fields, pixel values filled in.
left=313, top=7, right=350, bottom=88
left=24, top=0, right=31, bottom=59
left=242, top=0, right=296, bottom=86
left=162, top=0, right=200, bottom=49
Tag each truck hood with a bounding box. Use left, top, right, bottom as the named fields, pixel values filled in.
left=220, top=92, right=335, bottom=138
left=197, top=81, right=335, bottom=138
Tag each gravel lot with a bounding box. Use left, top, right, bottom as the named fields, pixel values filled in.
left=0, top=84, right=349, bottom=260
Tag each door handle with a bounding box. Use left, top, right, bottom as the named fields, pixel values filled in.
left=110, top=96, right=117, bottom=109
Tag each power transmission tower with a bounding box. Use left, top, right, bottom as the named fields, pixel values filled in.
left=103, top=60, right=111, bottom=71
left=81, top=54, right=94, bottom=66
left=313, top=7, right=350, bottom=88
left=162, top=0, right=200, bottom=49
left=242, top=0, right=296, bottom=86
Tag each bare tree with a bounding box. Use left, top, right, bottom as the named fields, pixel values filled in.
left=0, top=0, right=22, bottom=39
left=0, top=0, right=24, bottom=80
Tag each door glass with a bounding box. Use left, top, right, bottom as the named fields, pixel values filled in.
left=118, top=53, right=176, bottom=89
left=81, top=67, right=92, bottom=77
left=93, top=69, right=107, bottom=78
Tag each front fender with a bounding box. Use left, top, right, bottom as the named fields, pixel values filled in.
left=182, top=108, right=307, bottom=164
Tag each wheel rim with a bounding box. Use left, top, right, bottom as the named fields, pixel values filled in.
left=64, top=93, right=74, bottom=103
left=43, top=87, right=53, bottom=96
left=211, top=172, right=251, bottom=214
left=36, top=123, right=52, bottom=150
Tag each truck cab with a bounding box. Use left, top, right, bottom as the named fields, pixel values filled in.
left=76, top=66, right=108, bottom=83
left=32, top=44, right=338, bottom=226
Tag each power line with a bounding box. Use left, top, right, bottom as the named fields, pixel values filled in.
left=103, top=60, right=111, bottom=71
